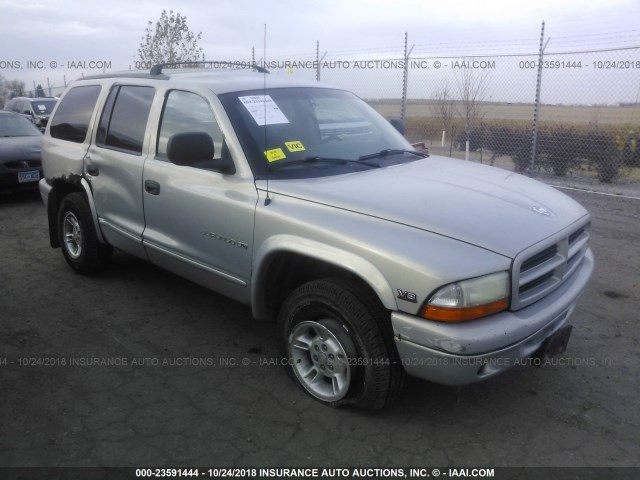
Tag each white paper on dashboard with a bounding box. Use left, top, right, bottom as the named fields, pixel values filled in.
left=239, top=95, right=290, bottom=126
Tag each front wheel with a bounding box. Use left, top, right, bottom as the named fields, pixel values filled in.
left=57, top=192, right=112, bottom=274
left=278, top=278, right=404, bottom=410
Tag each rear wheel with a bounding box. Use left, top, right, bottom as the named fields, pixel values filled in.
left=58, top=192, right=112, bottom=274
left=278, top=278, right=404, bottom=410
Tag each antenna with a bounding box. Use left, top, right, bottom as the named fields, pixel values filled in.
left=263, top=23, right=271, bottom=206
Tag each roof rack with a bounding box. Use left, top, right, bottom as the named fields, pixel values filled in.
left=150, top=60, right=269, bottom=76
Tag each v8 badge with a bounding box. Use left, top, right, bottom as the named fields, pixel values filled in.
left=397, top=289, right=417, bottom=303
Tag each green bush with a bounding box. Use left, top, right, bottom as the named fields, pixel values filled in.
left=537, top=126, right=585, bottom=177
left=401, top=116, right=637, bottom=183
left=485, top=124, right=531, bottom=172
left=616, top=129, right=640, bottom=168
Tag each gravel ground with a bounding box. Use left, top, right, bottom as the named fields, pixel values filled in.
left=0, top=187, right=639, bottom=468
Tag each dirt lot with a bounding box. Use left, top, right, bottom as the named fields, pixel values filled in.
left=0, top=186, right=639, bottom=468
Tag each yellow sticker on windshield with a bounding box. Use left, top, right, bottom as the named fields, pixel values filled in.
left=285, top=141, right=305, bottom=152
left=264, top=148, right=287, bottom=162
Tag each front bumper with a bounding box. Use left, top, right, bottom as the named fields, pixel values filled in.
left=38, top=178, right=52, bottom=206
left=392, top=248, right=594, bottom=386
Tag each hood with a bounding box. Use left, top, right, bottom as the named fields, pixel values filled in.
left=0, top=135, right=42, bottom=163
left=267, top=156, right=589, bottom=258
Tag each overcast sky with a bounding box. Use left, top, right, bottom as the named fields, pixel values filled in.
left=1, top=0, right=639, bottom=103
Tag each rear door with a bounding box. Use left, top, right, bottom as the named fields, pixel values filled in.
left=85, top=84, right=155, bottom=258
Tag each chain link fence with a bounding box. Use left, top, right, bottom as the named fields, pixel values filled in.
left=262, top=39, right=640, bottom=192
left=393, top=48, right=640, bottom=192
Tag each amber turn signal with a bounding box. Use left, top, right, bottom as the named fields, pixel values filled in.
left=421, top=298, right=509, bottom=322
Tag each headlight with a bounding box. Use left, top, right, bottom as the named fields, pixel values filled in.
left=421, top=271, right=510, bottom=322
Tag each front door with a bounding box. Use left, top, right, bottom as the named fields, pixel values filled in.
left=141, top=89, right=257, bottom=302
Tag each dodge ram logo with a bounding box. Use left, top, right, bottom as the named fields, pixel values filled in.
left=532, top=205, right=552, bottom=216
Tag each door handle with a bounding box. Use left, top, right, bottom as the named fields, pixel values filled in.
left=86, top=165, right=99, bottom=176
left=145, top=180, right=161, bottom=195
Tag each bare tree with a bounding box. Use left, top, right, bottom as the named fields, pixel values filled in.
left=454, top=64, right=490, bottom=150
left=137, top=10, right=203, bottom=66
left=432, top=81, right=455, bottom=135
left=0, top=74, right=7, bottom=108
left=6, top=80, right=26, bottom=99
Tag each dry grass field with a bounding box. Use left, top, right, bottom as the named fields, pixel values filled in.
left=366, top=99, right=640, bottom=190
left=369, top=99, right=640, bottom=126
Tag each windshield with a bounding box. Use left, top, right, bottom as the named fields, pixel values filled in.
left=0, top=114, right=42, bottom=137
left=30, top=99, right=57, bottom=115
left=219, top=87, right=415, bottom=178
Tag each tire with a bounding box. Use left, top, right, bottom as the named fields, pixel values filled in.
left=278, top=278, right=404, bottom=410
left=57, top=192, right=113, bottom=274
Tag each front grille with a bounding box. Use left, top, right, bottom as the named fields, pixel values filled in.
left=521, top=245, right=558, bottom=272
left=568, top=226, right=585, bottom=245
left=4, top=160, right=42, bottom=170
left=512, top=220, right=590, bottom=310
left=520, top=271, right=555, bottom=294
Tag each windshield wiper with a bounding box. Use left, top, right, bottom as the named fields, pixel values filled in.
left=358, top=149, right=428, bottom=161
left=268, top=156, right=380, bottom=171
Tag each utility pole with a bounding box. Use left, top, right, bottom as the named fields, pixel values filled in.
left=401, top=32, right=414, bottom=122
left=316, top=41, right=327, bottom=81
left=529, top=21, right=550, bottom=176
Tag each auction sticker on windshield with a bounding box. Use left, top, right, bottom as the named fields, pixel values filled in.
left=239, top=95, right=290, bottom=126
left=285, top=141, right=305, bottom=152
left=264, top=148, right=287, bottom=162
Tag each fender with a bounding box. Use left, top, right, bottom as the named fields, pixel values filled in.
left=41, top=176, right=106, bottom=247
left=251, top=234, right=398, bottom=320
left=79, top=177, right=106, bottom=244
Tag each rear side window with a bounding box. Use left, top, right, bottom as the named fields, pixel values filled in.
left=96, top=85, right=155, bottom=155
left=6, top=100, right=20, bottom=113
left=50, top=85, right=101, bottom=143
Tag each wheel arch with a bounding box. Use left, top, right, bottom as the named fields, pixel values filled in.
left=47, top=176, right=105, bottom=248
left=251, top=235, right=397, bottom=321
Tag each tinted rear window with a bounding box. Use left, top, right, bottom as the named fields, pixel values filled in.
left=99, top=85, right=155, bottom=154
left=30, top=100, right=57, bottom=115
left=50, top=85, right=101, bottom=143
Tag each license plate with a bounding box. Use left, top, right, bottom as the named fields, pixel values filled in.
left=18, top=170, right=40, bottom=183
left=530, top=325, right=573, bottom=366
left=544, top=325, right=573, bottom=357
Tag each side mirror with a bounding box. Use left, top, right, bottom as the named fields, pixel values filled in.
left=167, top=132, right=215, bottom=166
left=389, top=118, right=405, bottom=135
left=192, top=157, right=236, bottom=175
left=167, top=132, right=235, bottom=174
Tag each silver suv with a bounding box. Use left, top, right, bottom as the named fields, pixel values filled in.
left=39, top=64, right=594, bottom=410
left=5, top=96, right=58, bottom=128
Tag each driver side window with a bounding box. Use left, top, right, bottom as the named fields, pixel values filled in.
left=157, top=90, right=225, bottom=161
